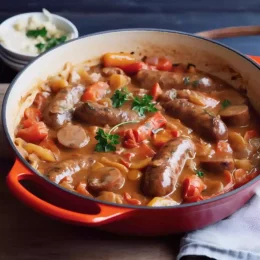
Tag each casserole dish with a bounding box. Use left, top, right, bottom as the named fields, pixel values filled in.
left=3, top=29, right=260, bottom=236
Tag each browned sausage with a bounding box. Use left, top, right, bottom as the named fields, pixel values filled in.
left=46, top=156, right=95, bottom=184
left=200, top=158, right=235, bottom=173
left=161, top=93, right=228, bottom=142
left=44, top=85, right=85, bottom=128
left=57, top=124, right=90, bottom=149
left=88, top=167, right=125, bottom=192
left=136, top=70, right=226, bottom=92
left=141, top=137, right=195, bottom=197
left=219, top=105, right=250, bottom=126
left=74, top=102, right=139, bottom=127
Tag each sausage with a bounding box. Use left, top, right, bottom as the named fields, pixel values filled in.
left=46, top=156, right=95, bottom=184
left=141, top=137, right=195, bottom=197
left=161, top=93, right=228, bottom=142
left=219, top=105, right=250, bottom=126
left=200, top=158, right=235, bottom=173
left=176, top=90, right=219, bottom=108
left=136, top=70, right=226, bottom=92
left=74, top=102, right=139, bottom=127
left=88, top=167, right=125, bottom=192
left=44, top=85, right=85, bottom=128
left=57, top=124, right=90, bottom=149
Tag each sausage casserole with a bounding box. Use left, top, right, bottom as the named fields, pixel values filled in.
left=14, top=53, right=260, bottom=206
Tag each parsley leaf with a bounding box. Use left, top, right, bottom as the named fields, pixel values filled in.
left=94, top=128, right=120, bottom=152
left=195, top=169, right=204, bottom=177
left=183, top=76, right=190, bottom=85
left=192, top=80, right=200, bottom=87
left=35, top=43, right=45, bottom=51
left=35, top=35, right=67, bottom=52
left=111, top=87, right=129, bottom=108
left=132, top=94, right=158, bottom=116
left=94, top=120, right=139, bottom=152
left=221, top=99, right=231, bottom=109
left=26, top=27, right=47, bottom=38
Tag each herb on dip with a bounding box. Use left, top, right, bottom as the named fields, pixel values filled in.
left=0, top=9, right=71, bottom=55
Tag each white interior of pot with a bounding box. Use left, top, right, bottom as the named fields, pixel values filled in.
left=4, top=30, right=260, bottom=141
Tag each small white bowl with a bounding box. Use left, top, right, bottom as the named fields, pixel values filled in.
left=0, top=12, right=79, bottom=70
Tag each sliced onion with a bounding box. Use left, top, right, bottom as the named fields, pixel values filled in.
left=249, top=138, right=260, bottom=150
left=146, top=56, right=159, bottom=66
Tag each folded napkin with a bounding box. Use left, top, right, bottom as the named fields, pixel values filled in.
left=178, top=191, right=260, bottom=260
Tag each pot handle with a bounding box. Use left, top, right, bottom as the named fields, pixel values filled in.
left=7, top=159, right=134, bottom=226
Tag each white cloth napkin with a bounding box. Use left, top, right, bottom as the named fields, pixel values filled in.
left=178, top=192, right=260, bottom=260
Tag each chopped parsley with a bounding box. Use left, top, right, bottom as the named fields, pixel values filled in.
left=94, top=128, right=120, bottom=152
left=192, top=80, right=200, bottom=87
left=95, top=121, right=139, bottom=152
left=132, top=94, right=158, bottom=116
left=221, top=99, right=231, bottom=109
left=35, top=36, right=67, bottom=52
left=195, top=169, right=204, bottom=177
left=183, top=76, right=190, bottom=85
left=111, top=87, right=130, bottom=108
left=26, top=26, right=67, bottom=53
left=26, top=27, right=47, bottom=38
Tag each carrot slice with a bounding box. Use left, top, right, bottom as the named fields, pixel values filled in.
left=81, top=82, right=109, bottom=102
left=124, top=192, right=141, bottom=205
left=103, top=53, right=136, bottom=67
left=24, top=107, right=42, bottom=121
left=150, top=82, right=163, bottom=101
left=182, top=175, right=206, bottom=203
left=119, top=62, right=146, bottom=75
left=156, top=57, right=172, bottom=71
left=244, top=130, right=258, bottom=142
left=17, top=122, right=48, bottom=143
left=133, top=112, right=167, bottom=143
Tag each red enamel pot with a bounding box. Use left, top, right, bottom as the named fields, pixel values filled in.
left=3, top=29, right=260, bottom=236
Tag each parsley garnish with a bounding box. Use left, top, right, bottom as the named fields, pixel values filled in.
left=221, top=99, right=231, bottom=109
left=35, top=36, right=67, bottom=52
left=183, top=77, right=190, bottom=85
left=95, top=128, right=120, bottom=152
left=195, top=169, right=204, bottom=177
left=192, top=80, right=200, bottom=87
left=132, top=94, right=158, bottom=116
left=111, top=87, right=130, bottom=108
left=26, top=27, right=47, bottom=38
left=95, top=121, right=139, bottom=152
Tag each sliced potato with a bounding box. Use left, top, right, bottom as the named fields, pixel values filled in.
left=109, top=74, right=130, bottom=89
left=130, top=158, right=152, bottom=169
left=24, top=143, right=56, bottom=162
left=101, top=157, right=129, bottom=174
left=234, top=159, right=253, bottom=171
left=148, top=197, right=179, bottom=207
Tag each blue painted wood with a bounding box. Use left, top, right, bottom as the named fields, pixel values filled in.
left=1, top=0, right=260, bottom=12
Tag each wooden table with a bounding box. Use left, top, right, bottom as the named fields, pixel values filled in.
left=0, top=84, right=185, bottom=260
